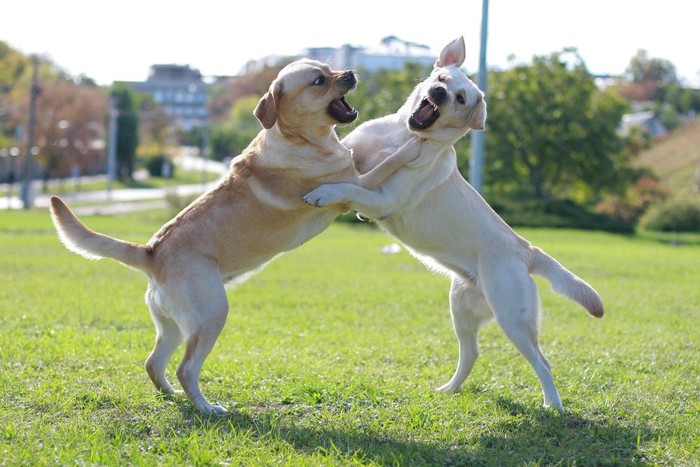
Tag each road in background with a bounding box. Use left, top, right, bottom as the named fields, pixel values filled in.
left=0, top=155, right=227, bottom=214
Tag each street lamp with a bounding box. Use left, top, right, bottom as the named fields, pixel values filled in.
left=21, top=55, right=40, bottom=209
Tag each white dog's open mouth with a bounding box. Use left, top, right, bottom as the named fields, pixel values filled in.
left=408, top=97, right=440, bottom=130
left=328, top=96, right=358, bottom=124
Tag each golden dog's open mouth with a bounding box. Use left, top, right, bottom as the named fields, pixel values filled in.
left=409, top=97, right=440, bottom=130
left=328, top=96, right=358, bottom=124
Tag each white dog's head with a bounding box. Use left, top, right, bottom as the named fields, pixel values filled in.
left=254, top=59, right=359, bottom=134
left=405, top=36, right=486, bottom=143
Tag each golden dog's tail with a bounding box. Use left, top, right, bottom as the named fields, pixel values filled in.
left=49, top=196, right=154, bottom=273
left=530, top=247, right=604, bottom=318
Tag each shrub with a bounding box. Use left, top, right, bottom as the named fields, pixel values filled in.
left=488, top=196, right=634, bottom=232
left=594, top=175, right=670, bottom=225
left=145, top=155, right=175, bottom=178
left=638, top=197, right=700, bottom=232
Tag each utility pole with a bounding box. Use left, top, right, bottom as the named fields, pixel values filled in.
left=469, top=0, right=489, bottom=194
left=21, top=55, right=40, bottom=209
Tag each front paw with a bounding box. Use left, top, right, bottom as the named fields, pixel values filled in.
left=304, top=185, right=344, bottom=208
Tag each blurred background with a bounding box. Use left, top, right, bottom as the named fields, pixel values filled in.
left=2, top=0, right=699, bottom=232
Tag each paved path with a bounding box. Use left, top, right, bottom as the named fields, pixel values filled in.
left=1, top=155, right=227, bottom=214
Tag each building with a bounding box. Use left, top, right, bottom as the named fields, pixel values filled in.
left=619, top=110, right=668, bottom=139
left=128, top=64, right=209, bottom=131
left=304, top=36, right=435, bottom=72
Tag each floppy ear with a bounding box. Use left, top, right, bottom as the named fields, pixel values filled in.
left=467, top=96, right=487, bottom=131
left=254, top=80, right=283, bottom=129
left=435, top=36, right=466, bottom=68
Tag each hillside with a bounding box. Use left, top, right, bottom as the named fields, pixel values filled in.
left=635, top=117, right=700, bottom=196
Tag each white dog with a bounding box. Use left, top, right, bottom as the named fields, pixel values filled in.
left=50, top=59, right=422, bottom=415
left=305, top=37, right=603, bottom=411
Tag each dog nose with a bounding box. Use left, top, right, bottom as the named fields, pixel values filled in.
left=340, top=70, right=357, bottom=87
left=429, top=85, right=448, bottom=105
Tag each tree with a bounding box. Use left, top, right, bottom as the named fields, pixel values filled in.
left=485, top=49, right=631, bottom=201
left=135, top=93, right=173, bottom=160
left=626, top=49, right=678, bottom=85
left=210, top=95, right=260, bottom=161
left=110, top=85, right=139, bottom=180
left=0, top=41, right=28, bottom=91
left=0, top=42, right=30, bottom=150
left=32, top=78, right=108, bottom=184
left=5, top=55, right=108, bottom=184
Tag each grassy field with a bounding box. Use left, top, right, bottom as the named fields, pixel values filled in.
left=1, top=208, right=698, bottom=465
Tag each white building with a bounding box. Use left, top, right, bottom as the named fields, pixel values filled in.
left=304, top=36, right=435, bottom=72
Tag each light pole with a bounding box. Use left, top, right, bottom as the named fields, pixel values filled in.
left=21, top=55, right=40, bottom=209
left=469, top=0, right=489, bottom=194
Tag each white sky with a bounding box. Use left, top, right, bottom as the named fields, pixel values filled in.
left=4, top=0, right=699, bottom=86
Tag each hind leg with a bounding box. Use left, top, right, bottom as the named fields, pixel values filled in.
left=479, top=258, right=563, bottom=410
left=144, top=284, right=183, bottom=395
left=145, top=313, right=183, bottom=395
left=437, top=276, right=493, bottom=393
left=171, top=273, right=230, bottom=415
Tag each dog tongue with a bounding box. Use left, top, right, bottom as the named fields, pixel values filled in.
left=413, top=104, right=433, bottom=121
left=409, top=98, right=440, bottom=130
left=415, top=100, right=437, bottom=123
left=332, top=97, right=350, bottom=112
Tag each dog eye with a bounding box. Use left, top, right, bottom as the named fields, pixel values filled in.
left=438, top=75, right=447, bottom=83
left=312, top=75, right=326, bottom=86
left=456, top=94, right=465, bottom=104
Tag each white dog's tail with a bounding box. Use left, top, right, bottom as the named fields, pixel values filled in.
left=49, top=196, right=154, bottom=273
left=530, top=247, right=604, bottom=318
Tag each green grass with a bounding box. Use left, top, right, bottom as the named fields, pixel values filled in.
left=1, top=209, right=698, bottom=465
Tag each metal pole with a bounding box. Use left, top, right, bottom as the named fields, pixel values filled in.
left=106, top=97, right=118, bottom=199
left=469, top=0, right=489, bottom=194
left=21, top=55, right=39, bottom=209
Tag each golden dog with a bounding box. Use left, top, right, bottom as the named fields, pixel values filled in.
left=50, top=59, right=421, bottom=415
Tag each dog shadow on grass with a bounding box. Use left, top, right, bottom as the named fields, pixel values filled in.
left=178, top=397, right=655, bottom=465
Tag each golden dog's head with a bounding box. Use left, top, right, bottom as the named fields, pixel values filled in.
left=406, top=36, right=486, bottom=143
left=254, top=59, right=358, bottom=134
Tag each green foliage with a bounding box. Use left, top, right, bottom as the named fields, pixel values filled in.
left=659, top=83, right=700, bottom=115
left=639, top=196, right=700, bottom=232
left=0, top=41, right=28, bottom=89
left=210, top=125, right=258, bottom=162
left=594, top=173, right=670, bottom=226
left=208, top=95, right=260, bottom=161
left=485, top=49, right=632, bottom=201
left=1, top=211, right=699, bottom=465
left=228, top=95, right=261, bottom=130
left=144, top=155, right=175, bottom=178
left=626, top=49, right=679, bottom=85
left=488, top=196, right=634, bottom=232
